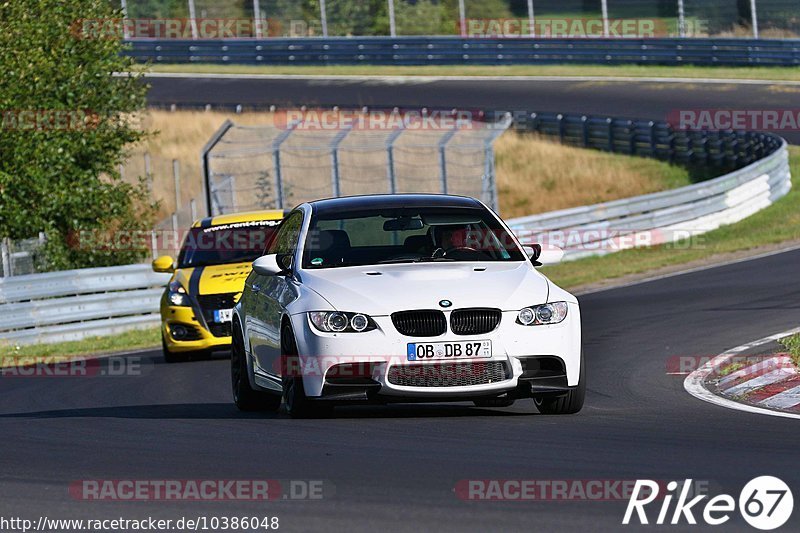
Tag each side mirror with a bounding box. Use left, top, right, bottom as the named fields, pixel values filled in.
left=252, top=254, right=286, bottom=276
left=152, top=255, right=174, bottom=273
left=524, top=244, right=564, bottom=266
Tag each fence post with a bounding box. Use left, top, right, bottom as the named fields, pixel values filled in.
left=190, top=198, right=197, bottom=222
left=601, top=0, right=609, bottom=38
left=386, top=122, right=405, bottom=194
left=677, top=0, right=686, bottom=37
left=253, top=0, right=263, bottom=38
left=750, top=0, right=759, bottom=38
left=388, top=0, right=396, bottom=37
left=458, top=0, right=466, bottom=37
left=1, top=238, right=11, bottom=277
left=320, top=0, right=329, bottom=37
left=172, top=159, right=181, bottom=213
left=438, top=126, right=459, bottom=194
left=330, top=125, right=353, bottom=198
left=120, top=0, right=130, bottom=39
left=201, top=120, right=234, bottom=217
left=144, top=152, right=153, bottom=196
left=187, top=0, right=198, bottom=39
left=150, top=230, right=158, bottom=260
left=272, top=120, right=299, bottom=210
left=527, top=0, right=535, bottom=37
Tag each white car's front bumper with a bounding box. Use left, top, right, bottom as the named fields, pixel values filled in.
left=289, top=304, right=581, bottom=400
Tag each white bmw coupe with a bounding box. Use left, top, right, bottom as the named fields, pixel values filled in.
left=231, top=194, right=583, bottom=418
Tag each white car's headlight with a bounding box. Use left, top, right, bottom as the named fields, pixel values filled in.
left=167, top=281, right=191, bottom=307
left=517, top=302, right=568, bottom=326
left=309, top=311, right=377, bottom=333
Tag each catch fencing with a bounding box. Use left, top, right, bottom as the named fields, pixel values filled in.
left=118, top=0, right=800, bottom=39
left=202, top=112, right=512, bottom=216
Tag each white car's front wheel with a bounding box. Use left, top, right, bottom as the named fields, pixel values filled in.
left=231, top=321, right=281, bottom=412
left=533, top=352, right=585, bottom=415
left=281, top=324, right=333, bottom=419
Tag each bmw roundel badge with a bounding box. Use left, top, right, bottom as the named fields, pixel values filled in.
left=439, top=300, right=452, bottom=308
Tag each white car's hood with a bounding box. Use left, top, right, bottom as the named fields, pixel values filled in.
left=300, top=261, right=549, bottom=315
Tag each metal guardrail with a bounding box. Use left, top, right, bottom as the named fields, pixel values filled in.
left=0, top=264, right=170, bottom=345
left=124, top=37, right=800, bottom=67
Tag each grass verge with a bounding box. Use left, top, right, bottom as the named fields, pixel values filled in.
left=779, top=334, right=800, bottom=366
left=145, top=63, right=800, bottom=82
left=1, top=327, right=160, bottom=362
left=541, top=146, right=800, bottom=288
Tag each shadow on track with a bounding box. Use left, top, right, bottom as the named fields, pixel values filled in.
left=0, top=402, right=545, bottom=420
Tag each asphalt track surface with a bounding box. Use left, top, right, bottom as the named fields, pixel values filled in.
left=2, top=248, right=800, bottom=531
left=145, top=74, right=800, bottom=143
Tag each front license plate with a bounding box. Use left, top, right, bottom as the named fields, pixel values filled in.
left=213, top=309, right=233, bottom=323
left=407, top=340, right=491, bottom=361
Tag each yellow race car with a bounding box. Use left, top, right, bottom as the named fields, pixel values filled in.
left=152, top=210, right=284, bottom=362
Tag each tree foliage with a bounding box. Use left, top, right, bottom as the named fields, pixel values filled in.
left=0, top=0, right=156, bottom=269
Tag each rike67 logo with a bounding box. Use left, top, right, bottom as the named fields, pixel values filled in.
left=623, top=477, right=793, bottom=530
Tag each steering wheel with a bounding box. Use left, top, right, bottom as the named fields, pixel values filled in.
left=443, top=246, right=480, bottom=256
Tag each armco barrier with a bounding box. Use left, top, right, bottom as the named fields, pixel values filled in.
left=124, top=37, right=800, bottom=67
left=0, top=264, right=170, bottom=345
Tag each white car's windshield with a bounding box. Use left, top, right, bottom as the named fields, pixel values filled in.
left=302, top=207, right=525, bottom=269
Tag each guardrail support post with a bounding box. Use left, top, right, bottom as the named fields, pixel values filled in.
left=1, top=238, right=11, bottom=278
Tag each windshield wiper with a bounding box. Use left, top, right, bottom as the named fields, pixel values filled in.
left=377, top=257, right=455, bottom=264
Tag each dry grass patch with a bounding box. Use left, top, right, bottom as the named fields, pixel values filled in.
left=495, top=132, right=691, bottom=218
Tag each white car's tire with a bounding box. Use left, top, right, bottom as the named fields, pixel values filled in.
left=533, top=352, right=585, bottom=415
left=281, top=323, right=332, bottom=419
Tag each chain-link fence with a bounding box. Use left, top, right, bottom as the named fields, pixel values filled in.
left=116, top=1, right=800, bottom=39
left=202, top=111, right=511, bottom=216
